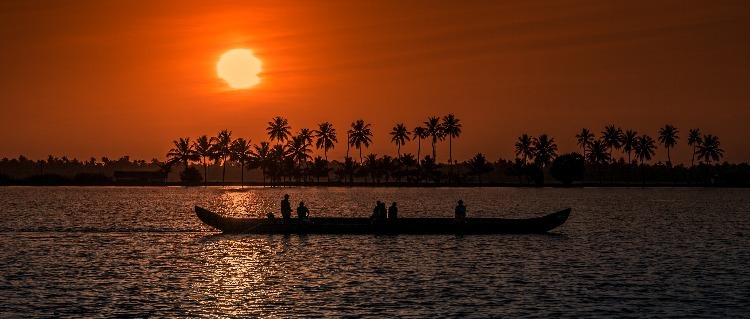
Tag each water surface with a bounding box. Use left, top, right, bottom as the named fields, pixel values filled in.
left=1, top=187, right=748, bottom=318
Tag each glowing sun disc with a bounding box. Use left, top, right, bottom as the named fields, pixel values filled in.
left=217, top=49, right=262, bottom=89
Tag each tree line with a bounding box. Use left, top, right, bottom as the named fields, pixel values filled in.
left=165, top=114, right=463, bottom=185
left=1, top=118, right=746, bottom=186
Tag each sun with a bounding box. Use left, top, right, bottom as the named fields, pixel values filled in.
left=217, top=49, right=262, bottom=89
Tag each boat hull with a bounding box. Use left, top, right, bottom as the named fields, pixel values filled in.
left=195, top=206, right=571, bottom=234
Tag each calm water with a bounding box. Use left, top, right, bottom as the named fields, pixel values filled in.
left=0, top=186, right=748, bottom=318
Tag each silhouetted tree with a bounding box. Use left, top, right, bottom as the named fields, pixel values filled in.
left=314, top=122, right=338, bottom=163
left=249, top=142, right=271, bottom=185
left=267, top=117, right=291, bottom=178
left=688, top=128, right=702, bottom=169
left=424, top=116, right=445, bottom=161
left=621, top=129, right=638, bottom=182
left=601, top=125, right=623, bottom=165
left=465, top=153, right=494, bottom=184
left=348, top=120, right=373, bottom=164
left=658, top=124, right=679, bottom=167
left=576, top=128, right=594, bottom=160
left=287, top=134, right=312, bottom=182
left=634, top=134, right=657, bottom=185
left=379, top=155, right=396, bottom=183
left=687, top=128, right=702, bottom=183
left=192, top=135, right=215, bottom=186
left=587, top=140, right=609, bottom=183
left=363, top=154, right=379, bottom=183
left=532, top=134, right=557, bottom=167
left=166, top=137, right=199, bottom=173
left=697, top=134, right=724, bottom=165
left=212, top=129, right=232, bottom=185
left=514, top=134, right=534, bottom=165
left=412, top=126, right=428, bottom=165
left=230, top=138, right=252, bottom=187
left=389, top=123, right=411, bottom=157
left=267, top=117, right=291, bottom=146
left=442, top=114, right=462, bottom=182
left=550, top=153, right=585, bottom=186
left=308, top=156, right=331, bottom=183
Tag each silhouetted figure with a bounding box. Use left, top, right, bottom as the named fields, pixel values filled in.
left=388, top=202, right=398, bottom=219
left=454, top=200, right=467, bottom=223
left=281, top=194, right=292, bottom=223
left=297, top=201, right=310, bottom=221
left=371, top=201, right=386, bottom=224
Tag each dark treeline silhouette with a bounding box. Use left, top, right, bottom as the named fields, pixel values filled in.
left=1, top=121, right=748, bottom=186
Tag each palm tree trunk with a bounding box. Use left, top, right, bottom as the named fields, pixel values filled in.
left=417, top=139, right=422, bottom=163
left=346, top=133, right=350, bottom=159
left=203, top=157, right=208, bottom=186
left=449, top=137, right=453, bottom=183
left=641, top=160, right=646, bottom=186
left=432, top=138, right=437, bottom=161
left=222, top=159, right=227, bottom=186
left=689, top=148, right=696, bottom=185
left=240, top=162, right=244, bottom=188
left=609, top=148, right=614, bottom=183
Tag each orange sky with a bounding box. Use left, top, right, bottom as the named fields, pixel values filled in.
left=1, top=0, right=749, bottom=164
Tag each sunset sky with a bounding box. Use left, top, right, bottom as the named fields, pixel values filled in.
left=1, top=1, right=749, bottom=164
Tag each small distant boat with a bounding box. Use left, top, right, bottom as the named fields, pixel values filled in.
left=195, top=206, right=571, bottom=234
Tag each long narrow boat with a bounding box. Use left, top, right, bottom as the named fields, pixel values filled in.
left=195, top=206, right=571, bottom=234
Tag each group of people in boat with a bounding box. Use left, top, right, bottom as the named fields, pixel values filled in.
left=271, top=194, right=467, bottom=223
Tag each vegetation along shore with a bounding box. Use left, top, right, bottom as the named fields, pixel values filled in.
left=1, top=115, right=747, bottom=187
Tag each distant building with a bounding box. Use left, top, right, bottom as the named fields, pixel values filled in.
left=113, top=171, right=167, bottom=183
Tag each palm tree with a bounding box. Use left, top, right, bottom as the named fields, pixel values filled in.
left=465, top=153, right=494, bottom=184
left=575, top=128, right=594, bottom=160
left=687, top=128, right=702, bottom=184
left=314, top=122, right=338, bottom=162
left=363, top=153, right=379, bottom=183
left=424, top=116, right=444, bottom=161
left=442, top=113, right=462, bottom=182
left=166, top=137, right=199, bottom=173
left=212, top=129, right=232, bottom=185
left=658, top=124, right=680, bottom=167
left=287, top=134, right=312, bottom=181
left=621, top=129, right=638, bottom=182
left=514, top=134, right=534, bottom=165
left=266, top=116, right=291, bottom=146
left=634, top=134, right=657, bottom=185
left=348, top=120, right=373, bottom=164
left=270, top=144, right=291, bottom=183
left=532, top=134, right=558, bottom=167
left=192, top=135, right=216, bottom=186
left=389, top=123, right=411, bottom=157
left=229, top=138, right=252, bottom=187
left=309, top=156, right=331, bottom=183
left=601, top=125, right=623, bottom=165
left=249, top=142, right=271, bottom=185
left=412, top=126, right=428, bottom=162
left=587, top=140, right=610, bottom=183
left=299, top=128, right=314, bottom=147
left=688, top=128, right=702, bottom=169
left=696, top=134, right=723, bottom=165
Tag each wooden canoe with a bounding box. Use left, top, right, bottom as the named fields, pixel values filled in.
left=195, top=206, right=571, bottom=234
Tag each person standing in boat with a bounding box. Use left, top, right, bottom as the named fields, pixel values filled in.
left=454, top=200, right=467, bottom=223
left=281, top=194, right=292, bottom=223
left=388, top=202, right=398, bottom=219
left=297, top=201, right=310, bottom=221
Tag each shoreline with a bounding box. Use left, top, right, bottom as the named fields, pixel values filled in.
left=1, top=181, right=746, bottom=188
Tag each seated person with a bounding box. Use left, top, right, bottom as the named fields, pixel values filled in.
left=297, top=201, right=310, bottom=221
left=454, top=200, right=467, bottom=223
